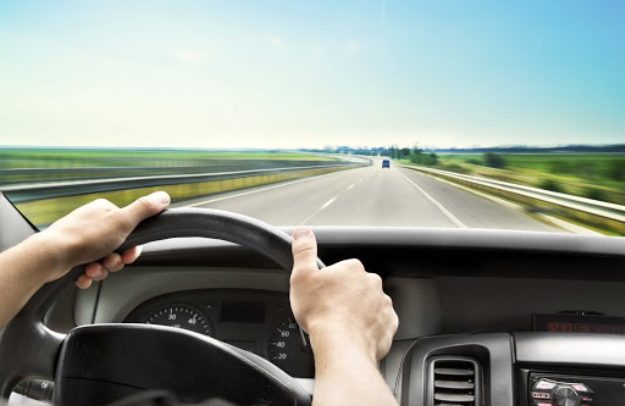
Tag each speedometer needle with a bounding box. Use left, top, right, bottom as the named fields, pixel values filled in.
left=299, top=326, right=308, bottom=347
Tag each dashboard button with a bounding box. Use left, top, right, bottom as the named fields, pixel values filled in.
left=532, top=391, right=552, bottom=399
left=572, top=383, right=590, bottom=393
left=535, top=379, right=557, bottom=390
left=554, top=386, right=580, bottom=406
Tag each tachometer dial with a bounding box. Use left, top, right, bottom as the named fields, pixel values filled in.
left=268, top=316, right=314, bottom=377
left=143, top=304, right=213, bottom=336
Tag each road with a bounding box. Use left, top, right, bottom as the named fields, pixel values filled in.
left=175, top=160, right=557, bottom=231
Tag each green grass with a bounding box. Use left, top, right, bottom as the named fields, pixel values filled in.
left=431, top=153, right=625, bottom=206
left=0, top=147, right=342, bottom=226
left=0, top=148, right=336, bottom=169
left=14, top=166, right=345, bottom=227
left=0, top=148, right=339, bottom=186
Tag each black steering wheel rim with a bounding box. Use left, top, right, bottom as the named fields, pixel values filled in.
left=0, top=208, right=324, bottom=404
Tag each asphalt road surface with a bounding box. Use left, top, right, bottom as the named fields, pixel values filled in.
left=176, top=160, right=557, bottom=232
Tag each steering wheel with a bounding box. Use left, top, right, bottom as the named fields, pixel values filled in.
left=0, top=208, right=324, bottom=406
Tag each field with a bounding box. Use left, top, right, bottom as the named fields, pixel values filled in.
left=0, top=148, right=343, bottom=226
left=434, top=153, right=625, bottom=206
left=0, top=148, right=335, bottom=168
left=0, top=148, right=337, bottom=186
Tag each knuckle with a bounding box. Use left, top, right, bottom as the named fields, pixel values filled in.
left=345, top=258, right=365, bottom=271
left=100, top=198, right=118, bottom=209
left=391, top=314, right=399, bottom=335
left=92, top=198, right=112, bottom=208
left=391, top=312, right=400, bottom=331
left=293, top=244, right=315, bottom=258
left=369, top=272, right=383, bottom=287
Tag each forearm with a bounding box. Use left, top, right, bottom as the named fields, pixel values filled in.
left=310, top=329, right=398, bottom=406
left=0, top=233, right=64, bottom=327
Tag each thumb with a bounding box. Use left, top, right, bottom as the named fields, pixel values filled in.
left=291, top=227, right=319, bottom=275
left=121, top=191, right=171, bottom=227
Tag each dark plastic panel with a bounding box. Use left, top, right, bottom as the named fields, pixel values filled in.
left=401, top=333, right=514, bottom=406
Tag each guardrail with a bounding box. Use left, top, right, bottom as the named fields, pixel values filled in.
left=402, top=164, right=625, bottom=233
left=2, top=162, right=362, bottom=203
left=0, top=160, right=343, bottom=186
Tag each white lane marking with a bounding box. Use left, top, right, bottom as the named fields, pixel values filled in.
left=420, top=171, right=522, bottom=211
left=405, top=168, right=595, bottom=234
left=346, top=183, right=356, bottom=190
left=399, top=171, right=468, bottom=228
left=301, top=196, right=338, bottom=224
left=181, top=170, right=354, bottom=207
left=320, top=196, right=337, bottom=209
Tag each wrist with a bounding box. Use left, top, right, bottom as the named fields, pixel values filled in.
left=29, top=231, right=73, bottom=281
left=307, top=319, right=378, bottom=367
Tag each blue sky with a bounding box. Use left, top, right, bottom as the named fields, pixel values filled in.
left=0, top=0, right=624, bottom=148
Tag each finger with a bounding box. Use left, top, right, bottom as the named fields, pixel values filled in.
left=120, top=191, right=171, bottom=228
left=291, top=227, right=319, bottom=277
left=85, top=262, right=104, bottom=279
left=102, top=253, right=124, bottom=272
left=91, top=269, right=109, bottom=281
left=75, top=275, right=93, bottom=289
left=121, top=246, right=142, bottom=264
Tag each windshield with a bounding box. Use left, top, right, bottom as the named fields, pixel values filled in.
left=1, top=1, right=624, bottom=235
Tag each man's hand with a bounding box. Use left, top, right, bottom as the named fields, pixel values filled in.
left=0, top=191, right=170, bottom=327
left=289, top=227, right=399, bottom=406
left=290, top=227, right=398, bottom=363
left=42, top=191, right=171, bottom=288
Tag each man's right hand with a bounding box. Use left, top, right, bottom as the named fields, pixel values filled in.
left=289, top=227, right=399, bottom=364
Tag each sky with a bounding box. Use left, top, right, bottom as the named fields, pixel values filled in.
left=0, top=0, right=624, bottom=149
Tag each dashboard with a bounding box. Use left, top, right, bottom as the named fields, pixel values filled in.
left=24, top=227, right=625, bottom=405
left=123, top=289, right=314, bottom=377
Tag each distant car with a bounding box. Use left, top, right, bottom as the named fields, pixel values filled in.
left=382, top=159, right=390, bottom=169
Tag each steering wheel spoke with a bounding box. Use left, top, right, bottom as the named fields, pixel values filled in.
left=0, top=288, right=68, bottom=397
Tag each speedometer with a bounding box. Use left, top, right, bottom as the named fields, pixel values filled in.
left=268, top=316, right=314, bottom=377
left=143, top=304, right=213, bottom=336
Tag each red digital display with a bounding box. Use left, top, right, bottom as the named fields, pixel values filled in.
left=533, top=314, right=625, bottom=335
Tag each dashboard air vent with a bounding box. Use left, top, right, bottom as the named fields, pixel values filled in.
left=428, top=356, right=481, bottom=406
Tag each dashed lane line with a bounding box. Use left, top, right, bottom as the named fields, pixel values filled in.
left=300, top=196, right=339, bottom=225
left=180, top=169, right=360, bottom=208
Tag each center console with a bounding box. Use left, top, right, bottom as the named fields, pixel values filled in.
left=400, top=332, right=625, bottom=406
left=520, top=372, right=625, bottom=406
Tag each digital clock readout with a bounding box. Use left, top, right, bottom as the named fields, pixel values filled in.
left=546, top=321, right=625, bottom=334
left=534, top=313, right=625, bottom=335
